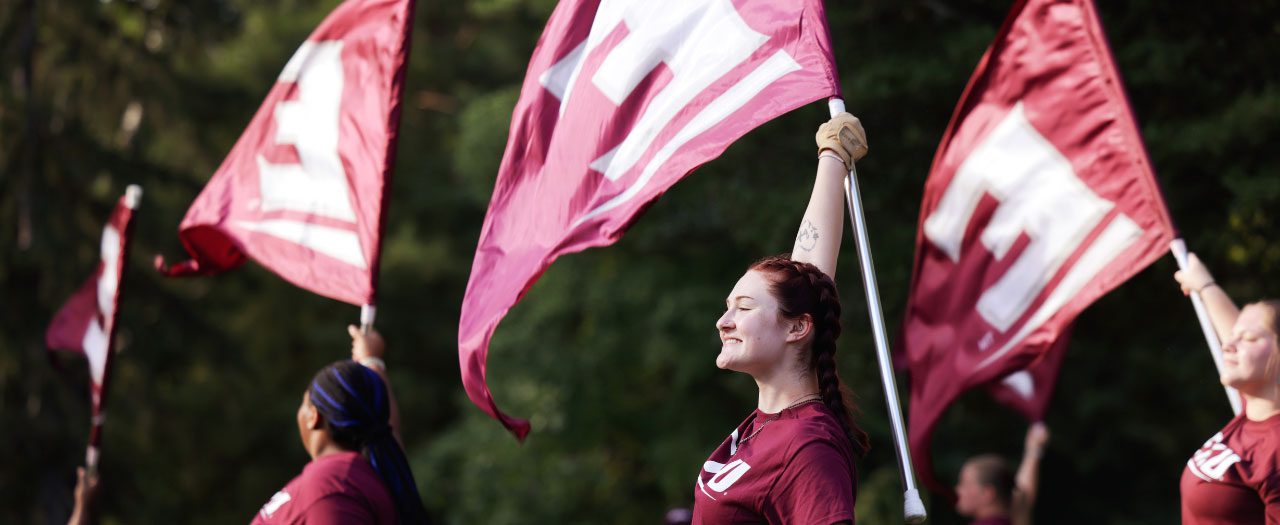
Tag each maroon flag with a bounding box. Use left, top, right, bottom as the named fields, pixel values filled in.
left=47, top=186, right=141, bottom=460
left=157, top=0, right=415, bottom=306
left=459, top=0, right=841, bottom=438
left=899, top=0, right=1174, bottom=497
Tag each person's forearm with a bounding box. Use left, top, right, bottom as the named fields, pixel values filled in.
left=1015, top=446, right=1042, bottom=502
left=1011, top=450, right=1041, bottom=525
left=790, top=155, right=846, bottom=278
left=1197, top=284, right=1239, bottom=345
left=369, top=366, right=403, bottom=446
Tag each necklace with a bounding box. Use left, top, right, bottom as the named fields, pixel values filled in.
left=738, top=393, right=822, bottom=446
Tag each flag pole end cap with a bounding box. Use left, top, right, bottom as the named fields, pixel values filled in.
left=904, top=488, right=927, bottom=523
left=125, top=185, right=143, bottom=209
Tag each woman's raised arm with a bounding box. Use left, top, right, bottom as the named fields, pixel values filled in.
left=790, top=113, right=868, bottom=278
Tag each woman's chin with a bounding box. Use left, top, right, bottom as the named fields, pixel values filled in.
left=715, top=352, right=733, bottom=370
left=715, top=349, right=745, bottom=371
left=1223, top=374, right=1264, bottom=393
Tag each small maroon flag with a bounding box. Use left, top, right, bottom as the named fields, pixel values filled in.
left=459, top=0, right=841, bottom=439
left=898, top=0, right=1174, bottom=498
left=48, top=185, right=142, bottom=420
left=157, top=0, right=415, bottom=306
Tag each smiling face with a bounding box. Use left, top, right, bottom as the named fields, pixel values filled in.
left=715, top=270, right=804, bottom=376
left=1221, top=303, right=1280, bottom=392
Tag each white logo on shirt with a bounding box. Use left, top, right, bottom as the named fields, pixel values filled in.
left=259, top=490, right=292, bottom=518
left=697, top=429, right=752, bottom=500
left=1188, top=432, right=1241, bottom=482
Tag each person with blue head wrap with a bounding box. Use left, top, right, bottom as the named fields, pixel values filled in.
left=252, top=326, right=429, bottom=524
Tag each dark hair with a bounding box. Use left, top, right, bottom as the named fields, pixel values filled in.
left=964, top=454, right=1014, bottom=507
left=309, top=360, right=429, bottom=524
left=749, top=254, right=870, bottom=459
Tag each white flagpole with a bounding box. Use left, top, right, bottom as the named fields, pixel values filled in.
left=830, top=98, right=927, bottom=523
left=360, top=304, right=377, bottom=334
left=1169, top=239, right=1241, bottom=415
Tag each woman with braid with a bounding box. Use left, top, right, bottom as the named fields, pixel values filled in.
left=252, top=326, right=429, bottom=524
left=693, top=113, right=870, bottom=524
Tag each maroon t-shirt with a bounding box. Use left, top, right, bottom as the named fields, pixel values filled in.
left=1181, top=413, right=1280, bottom=524
left=251, top=451, right=396, bottom=525
left=693, top=402, right=857, bottom=524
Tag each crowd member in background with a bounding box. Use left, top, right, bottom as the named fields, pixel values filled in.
left=1174, top=254, right=1280, bottom=522
left=954, top=423, right=1050, bottom=525
left=691, top=113, right=870, bottom=524
left=252, top=326, right=429, bottom=524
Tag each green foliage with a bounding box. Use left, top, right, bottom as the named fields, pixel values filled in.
left=2, top=0, right=1278, bottom=523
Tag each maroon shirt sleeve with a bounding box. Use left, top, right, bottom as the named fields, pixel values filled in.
left=301, top=494, right=376, bottom=525
left=764, top=441, right=855, bottom=525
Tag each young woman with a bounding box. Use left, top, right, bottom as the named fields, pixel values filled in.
left=252, top=326, right=429, bottom=524
left=1174, top=254, right=1280, bottom=522
left=692, top=113, right=871, bottom=524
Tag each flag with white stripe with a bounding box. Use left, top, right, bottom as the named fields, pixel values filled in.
left=459, top=0, right=841, bottom=438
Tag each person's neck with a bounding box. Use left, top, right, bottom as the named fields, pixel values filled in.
left=755, top=367, right=819, bottom=413
left=306, top=432, right=352, bottom=461
left=311, top=442, right=349, bottom=460
left=1241, top=387, right=1280, bottom=421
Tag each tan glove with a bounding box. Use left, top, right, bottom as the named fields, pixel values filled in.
left=815, top=112, right=868, bottom=170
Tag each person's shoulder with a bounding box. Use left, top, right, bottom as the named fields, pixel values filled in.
left=299, top=493, right=378, bottom=524
left=782, top=403, right=846, bottom=438
left=300, top=452, right=376, bottom=492
left=773, top=404, right=850, bottom=455
left=1244, top=417, right=1280, bottom=462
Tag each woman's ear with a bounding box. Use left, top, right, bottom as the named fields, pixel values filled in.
left=786, top=313, right=814, bottom=343
left=303, top=402, right=324, bottom=431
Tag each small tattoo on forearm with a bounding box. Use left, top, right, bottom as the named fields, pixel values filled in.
left=796, top=220, right=819, bottom=252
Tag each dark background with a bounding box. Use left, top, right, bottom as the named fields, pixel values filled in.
left=2, top=0, right=1278, bottom=523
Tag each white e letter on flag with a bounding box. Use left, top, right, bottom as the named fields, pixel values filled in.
left=459, top=0, right=842, bottom=439
left=249, top=40, right=365, bottom=268
left=157, top=0, right=415, bottom=306
left=898, top=0, right=1174, bottom=497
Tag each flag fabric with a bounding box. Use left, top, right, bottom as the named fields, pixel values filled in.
left=156, top=0, right=415, bottom=306
left=459, top=0, right=841, bottom=438
left=898, top=0, right=1175, bottom=497
left=47, top=185, right=142, bottom=417
left=984, top=323, right=1071, bottom=421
